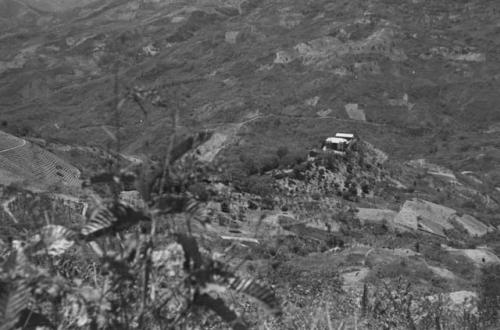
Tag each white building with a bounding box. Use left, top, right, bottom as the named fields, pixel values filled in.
left=321, top=133, right=357, bottom=154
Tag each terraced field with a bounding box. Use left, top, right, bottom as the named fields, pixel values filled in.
left=0, top=130, right=81, bottom=188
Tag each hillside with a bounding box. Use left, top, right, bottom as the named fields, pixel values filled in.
left=0, top=130, right=81, bottom=189
left=2, top=130, right=500, bottom=328
left=0, top=1, right=499, bottom=169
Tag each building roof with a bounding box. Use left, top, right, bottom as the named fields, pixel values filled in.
left=325, top=137, right=348, bottom=144
left=335, top=133, right=355, bottom=139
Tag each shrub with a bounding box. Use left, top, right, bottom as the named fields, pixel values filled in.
left=461, top=200, right=477, bottom=210
left=276, top=146, right=289, bottom=159
left=478, top=264, right=500, bottom=325
left=259, top=155, right=280, bottom=173
left=279, top=151, right=307, bottom=169
left=245, top=175, right=275, bottom=197
left=341, top=182, right=358, bottom=202
left=361, top=182, right=370, bottom=194
left=367, top=278, right=419, bottom=329
left=292, top=168, right=306, bottom=180
left=311, top=192, right=321, bottom=201
left=220, top=200, right=230, bottom=213
left=188, top=183, right=209, bottom=202
left=324, top=154, right=338, bottom=172
left=239, top=155, right=259, bottom=175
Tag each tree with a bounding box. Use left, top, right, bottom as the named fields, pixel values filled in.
left=276, top=146, right=289, bottom=159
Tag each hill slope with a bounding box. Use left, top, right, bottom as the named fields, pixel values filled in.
left=0, top=130, right=81, bottom=188
left=0, top=0, right=499, bottom=166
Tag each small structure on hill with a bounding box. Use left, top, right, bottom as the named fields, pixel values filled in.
left=321, top=133, right=357, bottom=155
left=335, top=133, right=355, bottom=143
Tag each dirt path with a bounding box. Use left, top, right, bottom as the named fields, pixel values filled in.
left=0, top=138, right=26, bottom=154
left=119, top=153, right=143, bottom=164
left=202, top=113, right=389, bottom=130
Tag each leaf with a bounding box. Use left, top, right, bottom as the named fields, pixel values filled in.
left=174, top=231, right=282, bottom=317
left=30, top=225, right=76, bottom=256
left=206, top=261, right=282, bottom=316
left=184, top=198, right=208, bottom=224
left=193, top=293, right=247, bottom=330
left=81, top=201, right=150, bottom=240
left=2, top=247, right=29, bottom=274
left=62, top=294, right=91, bottom=328
left=226, top=276, right=281, bottom=316
left=0, top=279, right=31, bottom=330
left=41, top=225, right=76, bottom=241
left=44, top=239, right=74, bottom=257
left=82, top=207, right=115, bottom=239
left=14, top=309, right=52, bottom=330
